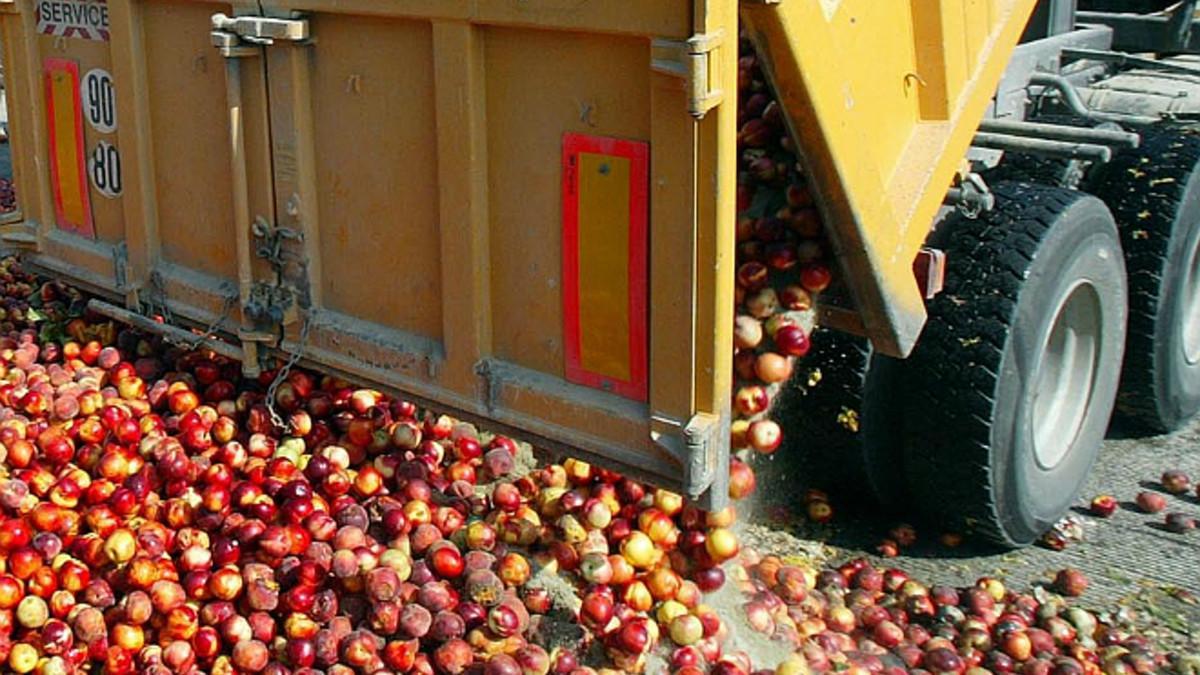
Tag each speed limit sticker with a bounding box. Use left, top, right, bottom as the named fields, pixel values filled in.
left=89, top=140, right=121, bottom=197
left=81, top=68, right=116, bottom=133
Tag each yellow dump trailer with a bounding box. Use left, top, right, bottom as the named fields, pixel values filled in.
left=8, top=0, right=1198, bottom=547
left=0, top=0, right=1034, bottom=506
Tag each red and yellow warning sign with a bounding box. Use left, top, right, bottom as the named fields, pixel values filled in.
left=44, top=58, right=94, bottom=238
left=561, top=134, right=649, bottom=402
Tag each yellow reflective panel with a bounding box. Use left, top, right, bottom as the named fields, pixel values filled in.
left=577, top=151, right=632, bottom=383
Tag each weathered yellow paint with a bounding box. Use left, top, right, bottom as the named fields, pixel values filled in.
left=46, top=66, right=88, bottom=230
left=485, top=26, right=650, bottom=378
left=577, top=152, right=632, bottom=383
left=144, top=0, right=241, bottom=281
left=691, top=0, right=738, bottom=503
left=742, top=0, right=1038, bottom=357
left=430, top=20, right=492, bottom=396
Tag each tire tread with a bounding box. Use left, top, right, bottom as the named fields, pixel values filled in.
left=1089, top=128, right=1200, bottom=431
left=902, top=184, right=1092, bottom=546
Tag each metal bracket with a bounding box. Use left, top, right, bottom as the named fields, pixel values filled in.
left=212, top=13, right=308, bottom=44
left=652, top=30, right=725, bottom=119
left=111, top=241, right=139, bottom=310
left=211, top=12, right=308, bottom=57
left=112, top=241, right=128, bottom=290
left=211, top=31, right=258, bottom=59
left=650, top=413, right=722, bottom=501
left=944, top=172, right=994, bottom=219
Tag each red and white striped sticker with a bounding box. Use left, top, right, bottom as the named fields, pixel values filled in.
left=36, top=0, right=110, bottom=42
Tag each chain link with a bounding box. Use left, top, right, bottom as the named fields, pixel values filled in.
left=264, top=316, right=312, bottom=433
left=179, top=293, right=239, bottom=351
left=144, top=272, right=238, bottom=352
left=145, top=271, right=174, bottom=325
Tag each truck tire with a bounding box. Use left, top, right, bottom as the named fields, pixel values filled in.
left=902, top=183, right=1128, bottom=547
left=770, top=330, right=906, bottom=506
left=1088, top=128, right=1200, bottom=432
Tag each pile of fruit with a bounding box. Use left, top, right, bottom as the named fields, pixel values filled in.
left=0, top=30, right=1188, bottom=675
left=0, top=256, right=1182, bottom=675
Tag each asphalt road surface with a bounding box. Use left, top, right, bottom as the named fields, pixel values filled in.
left=756, top=416, right=1200, bottom=655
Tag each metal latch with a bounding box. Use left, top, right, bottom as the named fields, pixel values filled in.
left=944, top=171, right=994, bottom=219
left=211, top=13, right=309, bottom=57
left=251, top=216, right=305, bottom=272
left=245, top=283, right=300, bottom=328
left=651, top=412, right=724, bottom=504
left=246, top=217, right=305, bottom=328
left=652, top=30, right=725, bottom=119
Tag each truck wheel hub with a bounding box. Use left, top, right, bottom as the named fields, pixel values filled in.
left=1032, top=281, right=1101, bottom=470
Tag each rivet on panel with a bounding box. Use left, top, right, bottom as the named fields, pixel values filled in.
left=346, top=74, right=362, bottom=94
left=53, top=36, right=67, bottom=52
left=579, top=101, right=597, bottom=127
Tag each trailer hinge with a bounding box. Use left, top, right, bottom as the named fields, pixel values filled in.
left=211, top=12, right=309, bottom=57
left=111, top=241, right=138, bottom=309
left=652, top=30, right=725, bottom=119
left=650, top=412, right=724, bottom=504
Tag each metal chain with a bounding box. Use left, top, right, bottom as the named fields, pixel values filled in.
left=146, top=271, right=174, bottom=325
left=264, top=316, right=312, bottom=433
left=144, top=272, right=238, bottom=352
left=178, top=293, right=238, bottom=351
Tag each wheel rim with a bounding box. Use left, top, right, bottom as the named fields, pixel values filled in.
left=1183, top=228, right=1200, bottom=366
left=1032, top=281, right=1102, bottom=470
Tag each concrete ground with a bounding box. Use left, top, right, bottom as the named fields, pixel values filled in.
left=756, top=416, right=1200, bottom=655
